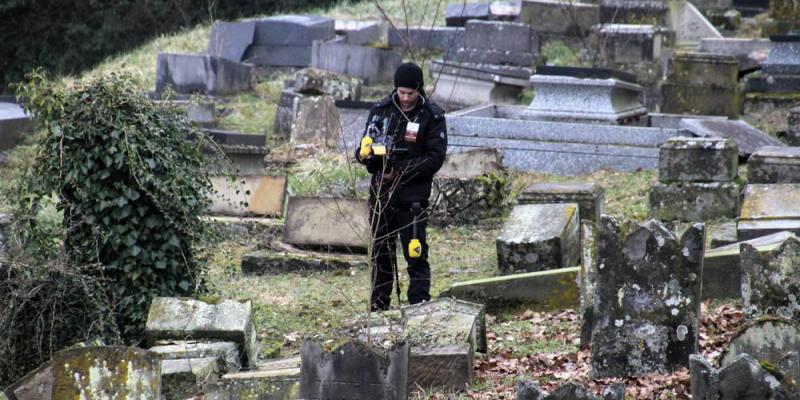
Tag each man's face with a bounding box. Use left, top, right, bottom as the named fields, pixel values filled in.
left=397, top=87, right=420, bottom=110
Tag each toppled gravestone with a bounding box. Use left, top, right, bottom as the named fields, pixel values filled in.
left=496, top=203, right=580, bottom=274
left=243, top=15, right=335, bottom=68
left=515, top=379, right=626, bottom=400
left=352, top=298, right=486, bottom=392
left=679, top=118, right=785, bottom=159
left=300, top=340, right=409, bottom=400
left=720, top=318, right=800, bottom=385
left=292, top=67, right=363, bottom=101
left=282, top=196, right=369, bottom=252
left=650, top=137, right=738, bottom=222
left=3, top=361, right=53, bottom=400
left=589, top=218, right=704, bottom=377
left=52, top=346, right=161, bottom=399
left=517, top=182, right=605, bottom=224
left=429, top=148, right=509, bottom=226
left=703, top=231, right=796, bottom=300
left=311, top=41, right=402, bottom=85
left=241, top=243, right=368, bottom=274
left=155, top=53, right=253, bottom=96
left=738, top=184, right=800, bottom=240
left=145, top=297, right=259, bottom=368
left=440, top=266, right=580, bottom=310
left=273, top=89, right=340, bottom=147
left=209, top=175, right=287, bottom=217
left=690, top=354, right=790, bottom=399
left=741, top=235, right=800, bottom=318
left=747, top=146, right=800, bottom=183
left=161, top=357, right=220, bottom=400
left=207, top=20, right=256, bottom=62
left=204, top=356, right=301, bottom=399
left=149, top=340, right=241, bottom=372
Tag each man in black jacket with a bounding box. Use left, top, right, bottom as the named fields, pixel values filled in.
left=355, top=62, right=448, bottom=311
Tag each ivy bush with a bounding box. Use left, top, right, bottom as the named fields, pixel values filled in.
left=14, top=71, right=218, bottom=338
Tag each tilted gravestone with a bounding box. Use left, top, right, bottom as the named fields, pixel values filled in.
left=428, top=59, right=531, bottom=110
left=679, top=118, right=785, bottom=159
left=292, top=67, right=363, bottom=101
left=496, top=203, right=580, bottom=274
left=243, top=15, right=335, bottom=68
left=273, top=89, right=340, bottom=147
left=590, top=218, right=704, bottom=377
left=300, top=340, right=409, bottom=400
left=52, top=347, right=161, bottom=399
left=720, top=318, right=800, bottom=384
left=207, top=21, right=256, bottom=62
left=155, top=53, right=253, bottom=96
left=209, top=175, right=287, bottom=218
left=282, top=196, right=369, bottom=252
left=738, top=184, right=800, bottom=240
left=145, top=297, right=259, bottom=368
left=690, top=354, right=789, bottom=399
left=517, top=181, right=605, bottom=224
left=310, top=41, right=402, bottom=85
left=335, top=20, right=388, bottom=47
left=747, top=146, right=800, bottom=183
left=741, top=235, right=800, bottom=319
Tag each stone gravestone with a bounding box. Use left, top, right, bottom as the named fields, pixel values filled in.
left=690, top=354, right=787, bottom=399
left=149, top=340, right=241, bottom=372
left=145, top=297, right=259, bottom=368
left=292, top=67, right=363, bottom=101
left=445, top=3, right=491, bottom=26
left=243, top=15, right=335, bottom=68
left=738, top=184, right=800, bottom=240
left=204, top=356, right=301, bottom=399
left=207, top=21, right=256, bottom=62
left=525, top=66, right=647, bottom=124
left=273, top=89, right=341, bottom=147
left=649, top=137, right=738, bottom=222
left=740, top=235, right=800, bottom=318
left=282, top=196, right=369, bottom=252
left=720, top=318, right=800, bottom=384
left=661, top=52, right=740, bottom=118
left=300, top=340, right=409, bottom=400
left=590, top=218, right=704, bottom=378
left=698, top=38, right=771, bottom=73
left=51, top=346, right=161, bottom=399
left=599, top=0, right=669, bottom=25
left=745, top=34, right=800, bottom=94
left=597, top=24, right=664, bottom=65
left=519, top=0, right=599, bottom=38
left=209, top=175, right=287, bottom=217
left=155, top=53, right=253, bottom=96
left=161, top=357, right=220, bottom=400
left=748, top=146, right=800, bottom=183
left=335, top=20, right=388, bottom=47
left=429, top=148, right=508, bottom=226
left=668, top=1, right=723, bottom=46
left=311, top=41, right=402, bottom=85
left=517, top=181, right=605, bottom=224
left=679, top=118, right=785, bottom=159
left=496, top=203, right=580, bottom=274
left=3, top=361, right=53, bottom=400
left=515, top=380, right=625, bottom=400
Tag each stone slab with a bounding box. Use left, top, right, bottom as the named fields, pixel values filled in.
left=242, top=44, right=312, bottom=67
left=668, top=1, right=722, bottom=45
left=709, top=221, right=738, bottom=248
left=311, top=41, right=402, bottom=85
left=241, top=244, right=367, bottom=274
left=698, top=38, right=771, bottom=72
left=161, top=357, right=220, bottom=400
left=519, top=0, right=599, bottom=36
left=388, top=26, right=465, bottom=53
left=680, top=118, right=785, bottom=158
left=720, top=319, right=800, bottom=376
left=440, top=266, right=580, bottom=310
left=763, top=41, right=800, bottom=75
left=273, top=90, right=340, bottom=147
left=149, top=340, right=241, bottom=372
left=691, top=354, right=783, bottom=399
left=649, top=181, right=738, bottom=221
left=703, top=231, right=796, bottom=299
left=517, top=182, right=605, bottom=224
left=335, top=20, right=387, bottom=46
left=740, top=235, right=800, bottom=318
left=497, top=203, right=580, bottom=274
left=658, top=137, right=738, bottom=182
left=292, top=67, right=363, bottom=100
left=465, top=20, right=535, bottom=53
left=52, top=347, right=160, bottom=399
left=300, top=340, right=408, bottom=400
left=204, top=356, right=301, bottom=400
left=648, top=113, right=727, bottom=129
left=0, top=102, right=33, bottom=150
left=667, top=52, right=738, bottom=88
left=535, top=65, right=638, bottom=82
left=747, top=146, right=800, bottom=183
left=430, top=59, right=532, bottom=83
left=445, top=3, right=491, bottom=26
left=3, top=361, right=53, bottom=400
left=208, top=21, right=256, bottom=62
left=155, top=53, right=253, bottom=95
left=252, top=15, right=335, bottom=46
left=408, top=346, right=473, bottom=391
left=661, top=83, right=741, bottom=118
left=437, top=147, right=504, bottom=178
left=283, top=196, right=369, bottom=251
left=145, top=297, right=259, bottom=368
left=430, top=173, right=510, bottom=226
left=599, top=0, right=669, bottom=25
left=430, top=73, right=524, bottom=110
left=739, top=183, right=800, bottom=220
left=451, top=47, right=536, bottom=67
left=209, top=175, right=286, bottom=217
left=745, top=73, right=800, bottom=93
left=597, top=24, right=664, bottom=64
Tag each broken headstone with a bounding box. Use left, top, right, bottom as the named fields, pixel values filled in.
left=738, top=184, right=800, bottom=240
left=741, top=235, right=800, bottom=319
left=282, top=196, right=369, bottom=252
left=52, top=346, right=161, bottom=399
left=690, top=353, right=788, bottom=399
left=207, top=21, right=256, bottom=62
left=148, top=340, right=241, bottom=372
left=517, top=182, right=605, bottom=224
left=161, top=357, right=220, bottom=400
left=747, top=146, right=800, bottom=183
left=155, top=53, right=253, bottom=96
left=720, top=318, right=800, bottom=386
left=204, top=356, right=301, bottom=400
left=292, top=67, right=363, bottom=101
left=679, top=116, right=785, bottom=159
left=311, top=41, right=403, bottom=85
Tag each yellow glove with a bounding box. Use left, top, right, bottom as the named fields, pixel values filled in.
left=359, top=136, right=373, bottom=159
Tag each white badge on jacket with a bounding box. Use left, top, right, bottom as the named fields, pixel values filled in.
left=404, top=122, right=420, bottom=143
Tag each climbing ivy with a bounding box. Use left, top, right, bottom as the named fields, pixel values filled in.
left=14, top=71, right=219, bottom=338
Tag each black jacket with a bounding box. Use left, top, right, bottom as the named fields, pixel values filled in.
left=355, top=91, right=447, bottom=207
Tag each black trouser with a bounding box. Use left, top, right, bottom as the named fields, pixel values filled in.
left=369, top=202, right=431, bottom=311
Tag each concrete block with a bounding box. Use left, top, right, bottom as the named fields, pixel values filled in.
left=252, top=15, right=335, bottom=46
left=658, top=137, right=738, bottom=182
left=441, top=266, right=580, bottom=309
left=465, top=20, right=535, bottom=53
left=649, top=181, right=738, bottom=221
left=208, top=21, right=256, bottom=62
left=282, top=196, right=369, bottom=251
left=209, top=175, right=286, bottom=217
left=496, top=203, right=580, bottom=274
left=145, top=298, right=259, bottom=368
left=242, top=44, right=312, bottom=67
left=747, top=146, right=800, bottom=183
left=667, top=52, right=738, bottom=87
left=311, top=41, right=402, bottom=85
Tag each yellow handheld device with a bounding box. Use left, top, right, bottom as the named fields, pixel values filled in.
left=359, top=136, right=373, bottom=159
left=408, top=202, right=423, bottom=258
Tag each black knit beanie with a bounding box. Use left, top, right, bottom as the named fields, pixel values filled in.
left=394, top=62, right=424, bottom=90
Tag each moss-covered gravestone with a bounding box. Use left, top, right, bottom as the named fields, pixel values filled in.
left=590, top=218, right=704, bottom=378
left=661, top=52, right=740, bottom=118
left=52, top=346, right=160, bottom=399
left=741, top=235, right=800, bottom=319
left=738, top=184, right=800, bottom=240
left=720, top=318, right=800, bottom=384
left=747, top=146, right=800, bottom=184
left=690, top=354, right=787, bottom=399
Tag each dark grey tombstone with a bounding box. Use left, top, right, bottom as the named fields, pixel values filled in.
left=155, top=53, right=253, bottom=95
left=311, top=41, right=402, bottom=85
left=207, top=21, right=256, bottom=62
left=300, top=340, right=409, bottom=400
left=720, top=318, right=800, bottom=385
left=388, top=26, right=465, bottom=53
left=590, top=218, right=704, bottom=378
left=252, top=15, right=335, bottom=46
left=658, top=137, right=738, bottom=182
left=691, top=353, right=785, bottom=399
left=242, top=44, right=313, bottom=67
left=546, top=382, right=601, bottom=400
left=747, top=146, right=800, bottom=183
left=680, top=118, right=785, bottom=158
left=740, top=236, right=800, bottom=319
left=464, top=20, right=535, bottom=53
left=762, top=39, right=800, bottom=75
left=445, top=3, right=491, bottom=26
left=516, top=379, right=545, bottom=400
